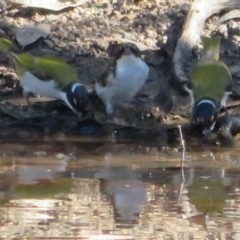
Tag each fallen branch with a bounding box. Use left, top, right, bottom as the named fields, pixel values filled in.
left=173, top=0, right=240, bottom=83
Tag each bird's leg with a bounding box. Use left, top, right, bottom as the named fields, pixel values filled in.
left=106, top=103, right=114, bottom=116
left=25, top=92, right=34, bottom=105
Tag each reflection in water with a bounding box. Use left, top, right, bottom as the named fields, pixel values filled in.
left=0, top=137, right=240, bottom=239
left=100, top=178, right=147, bottom=224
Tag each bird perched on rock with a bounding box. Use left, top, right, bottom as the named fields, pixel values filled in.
left=0, top=38, right=88, bottom=117
left=95, top=42, right=149, bottom=115
left=184, top=36, right=232, bottom=137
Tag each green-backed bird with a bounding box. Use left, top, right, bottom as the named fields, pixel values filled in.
left=184, top=36, right=232, bottom=137
left=95, top=42, right=149, bottom=115
left=0, top=38, right=88, bottom=117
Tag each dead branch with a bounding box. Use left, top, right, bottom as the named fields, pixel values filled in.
left=173, top=0, right=240, bottom=83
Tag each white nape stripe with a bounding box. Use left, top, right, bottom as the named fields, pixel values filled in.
left=60, top=91, right=74, bottom=111
left=221, top=91, right=231, bottom=107
left=197, top=99, right=215, bottom=108
left=71, top=83, right=82, bottom=93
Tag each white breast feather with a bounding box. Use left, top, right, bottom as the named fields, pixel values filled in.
left=96, top=55, right=149, bottom=107
left=20, top=71, right=73, bottom=110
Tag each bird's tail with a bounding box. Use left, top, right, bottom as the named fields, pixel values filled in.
left=0, top=38, right=20, bottom=53
left=201, top=36, right=221, bottom=61
left=0, top=38, right=23, bottom=65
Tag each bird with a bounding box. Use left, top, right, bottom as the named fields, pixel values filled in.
left=95, top=42, right=149, bottom=115
left=184, top=36, right=232, bottom=137
left=0, top=38, right=88, bottom=117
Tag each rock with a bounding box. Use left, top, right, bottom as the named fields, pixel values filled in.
left=16, top=23, right=51, bottom=48
left=10, top=0, right=89, bottom=11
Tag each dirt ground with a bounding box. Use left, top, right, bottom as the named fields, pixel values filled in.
left=0, top=0, right=240, bottom=140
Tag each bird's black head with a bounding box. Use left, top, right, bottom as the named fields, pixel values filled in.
left=115, top=42, right=141, bottom=59
left=192, top=98, right=221, bottom=137
left=64, top=83, right=88, bottom=115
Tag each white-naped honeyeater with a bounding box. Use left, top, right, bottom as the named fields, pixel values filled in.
left=0, top=38, right=88, bottom=117
left=95, top=42, right=149, bottom=115
left=184, top=36, right=232, bottom=137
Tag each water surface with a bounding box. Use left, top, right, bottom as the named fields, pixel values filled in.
left=0, top=134, right=240, bottom=239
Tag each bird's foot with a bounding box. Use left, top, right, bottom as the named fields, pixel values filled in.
left=25, top=92, right=35, bottom=105
left=106, top=103, right=114, bottom=116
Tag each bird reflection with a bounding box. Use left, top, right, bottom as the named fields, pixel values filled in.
left=100, top=179, right=147, bottom=224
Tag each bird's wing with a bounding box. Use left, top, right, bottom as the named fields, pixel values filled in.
left=21, top=55, right=79, bottom=88
left=192, top=59, right=232, bottom=101
left=0, top=38, right=20, bottom=53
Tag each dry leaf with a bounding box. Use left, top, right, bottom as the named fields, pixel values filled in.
left=10, top=0, right=88, bottom=11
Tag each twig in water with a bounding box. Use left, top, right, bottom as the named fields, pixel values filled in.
left=178, top=125, right=186, bottom=201
left=178, top=125, right=185, bottom=150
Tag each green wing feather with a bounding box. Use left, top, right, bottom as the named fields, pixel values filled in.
left=0, top=38, right=78, bottom=88
left=192, top=36, right=232, bottom=100
left=0, top=38, right=20, bottom=52
left=18, top=54, right=78, bottom=88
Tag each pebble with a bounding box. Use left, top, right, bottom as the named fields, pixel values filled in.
left=89, top=21, right=97, bottom=29
left=57, top=27, right=68, bottom=38
left=45, top=14, right=59, bottom=22
left=68, top=33, right=75, bottom=41
left=61, top=16, right=68, bottom=24
left=33, top=151, right=47, bottom=156
left=58, top=41, right=67, bottom=48
left=56, top=153, right=69, bottom=159
left=146, top=29, right=157, bottom=38
left=180, top=3, right=190, bottom=13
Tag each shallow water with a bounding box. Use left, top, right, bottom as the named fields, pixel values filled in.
left=0, top=135, right=240, bottom=239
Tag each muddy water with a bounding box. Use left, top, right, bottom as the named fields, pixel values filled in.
left=0, top=135, right=240, bottom=239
